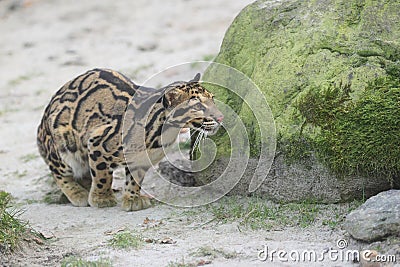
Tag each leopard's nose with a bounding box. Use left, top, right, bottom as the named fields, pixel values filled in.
left=216, top=116, right=224, bottom=123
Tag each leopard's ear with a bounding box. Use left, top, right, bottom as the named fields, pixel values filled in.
left=189, top=73, right=201, bottom=83
left=163, top=88, right=180, bottom=108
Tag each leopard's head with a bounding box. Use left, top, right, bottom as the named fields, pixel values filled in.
left=162, top=73, right=223, bottom=136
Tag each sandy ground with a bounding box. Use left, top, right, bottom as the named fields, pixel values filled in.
left=0, top=0, right=368, bottom=266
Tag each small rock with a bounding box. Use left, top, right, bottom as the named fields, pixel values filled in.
left=197, top=259, right=212, bottom=266
left=344, top=190, right=400, bottom=242
left=159, top=237, right=175, bottom=244
left=144, top=237, right=176, bottom=244
left=61, top=57, right=86, bottom=66
left=104, top=227, right=127, bottom=235
left=137, top=42, right=158, bottom=52
left=23, top=42, right=34, bottom=48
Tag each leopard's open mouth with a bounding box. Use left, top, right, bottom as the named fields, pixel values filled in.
left=202, top=118, right=220, bottom=133
left=190, top=117, right=221, bottom=135
left=187, top=117, right=223, bottom=157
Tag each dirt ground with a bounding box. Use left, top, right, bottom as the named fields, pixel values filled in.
left=0, top=0, right=375, bottom=266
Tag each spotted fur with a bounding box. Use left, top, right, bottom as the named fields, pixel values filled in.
left=37, top=68, right=223, bottom=211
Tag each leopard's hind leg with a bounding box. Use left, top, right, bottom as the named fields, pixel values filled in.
left=77, top=176, right=92, bottom=191
left=55, top=176, right=91, bottom=204
left=38, top=128, right=89, bottom=206
left=48, top=154, right=89, bottom=207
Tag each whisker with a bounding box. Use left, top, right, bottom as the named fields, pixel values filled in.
left=192, top=133, right=199, bottom=152
left=196, top=131, right=204, bottom=147
left=190, top=136, right=198, bottom=157
left=184, top=127, right=200, bottom=145
left=190, top=120, right=218, bottom=157
left=191, top=130, right=204, bottom=157
left=189, top=128, right=200, bottom=138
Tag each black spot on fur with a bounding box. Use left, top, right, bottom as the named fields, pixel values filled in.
left=104, top=156, right=113, bottom=161
left=150, top=140, right=161, bottom=149
left=97, top=183, right=103, bottom=189
left=49, top=165, right=61, bottom=175
left=96, top=162, right=107, bottom=170
left=90, top=150, right=101, bottom=161
left=90, top=168, right=96, bottom=177
left=100, top=178, right=107, bottom=184
left=90, top=155, right=97, bottom=162
left=50, top=152, right=58, bottom=160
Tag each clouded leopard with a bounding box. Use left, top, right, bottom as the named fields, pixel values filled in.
left=37, top=68, right=223, bottom=211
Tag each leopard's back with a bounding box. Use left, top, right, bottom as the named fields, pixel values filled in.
left=37, top=69, right=137, bottom=176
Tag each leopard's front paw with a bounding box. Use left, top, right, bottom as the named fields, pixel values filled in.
left=88, top=191, right=117, bottom=208
left=121, top=193, right=152, bottom=211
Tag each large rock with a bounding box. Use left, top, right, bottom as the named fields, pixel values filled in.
left=344, top=190, right=400, bottom=242
left=197, top=0, right=400, bottom=201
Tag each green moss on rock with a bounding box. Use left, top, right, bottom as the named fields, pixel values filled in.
left=210, top=0, right=400, bottom=182
left=313, top=76, right=400, bottom=180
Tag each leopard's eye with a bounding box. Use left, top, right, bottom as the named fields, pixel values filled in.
left=195, top=103, right=204, bottom=110
left=189, top=98, right=200, bottom=105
